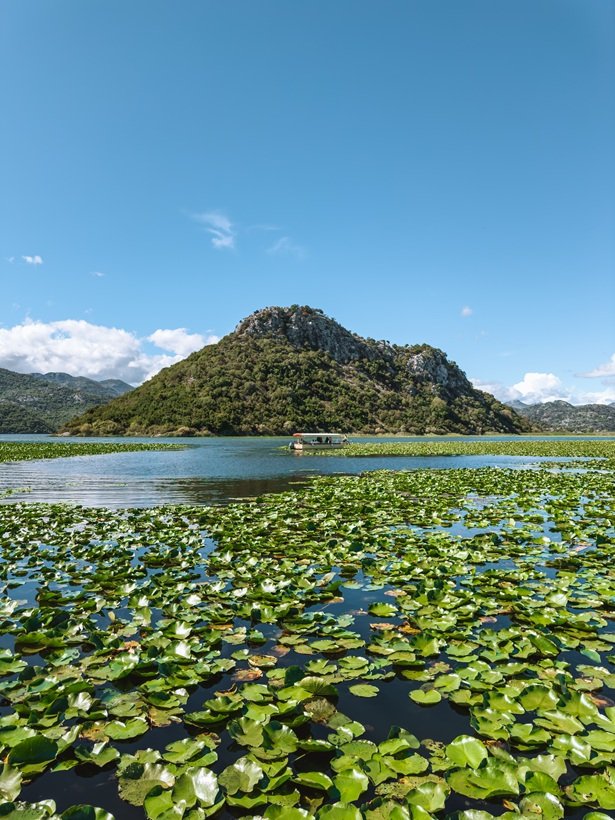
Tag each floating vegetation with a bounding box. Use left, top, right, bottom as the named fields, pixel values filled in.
left=307, top=438, right=615, bottom=463
left=0, top=463, right=614, bottom=817
left=0, top=442, right=184, bottom=464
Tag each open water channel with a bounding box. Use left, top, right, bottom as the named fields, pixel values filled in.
left=0, top=434, right=591, bottom=507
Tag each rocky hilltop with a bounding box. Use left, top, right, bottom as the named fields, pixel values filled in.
left=510, top=399, right=615, bottom=433
left=236, top=305, right=383, bottom=363
left=63, top=305, right=531, bottom=436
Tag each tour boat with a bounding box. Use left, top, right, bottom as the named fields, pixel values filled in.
left=289, top=432, right=350, bottom=450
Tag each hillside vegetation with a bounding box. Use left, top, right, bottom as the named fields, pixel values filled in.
left=0, top=369, right=133, bottom=433
left=510, top=399, right=615, bottom=433
left=64, top=306, right=530, bottom=436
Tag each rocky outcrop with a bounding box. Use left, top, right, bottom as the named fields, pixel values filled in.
left=235, top=305, right=384, bottom=363
left=403, top=347, right=473, bottom=398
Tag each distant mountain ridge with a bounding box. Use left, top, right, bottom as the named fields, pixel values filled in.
left=508, top=399, right=615, bottom=433
left=0, top=370, right=133, bottom=433
left=64, top=305, right=530, bottom=436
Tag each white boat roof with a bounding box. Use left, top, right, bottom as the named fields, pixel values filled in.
left=293, top=432, right=346, bottom=437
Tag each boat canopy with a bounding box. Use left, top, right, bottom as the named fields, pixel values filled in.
left=293, top=432, right=346, bottom=438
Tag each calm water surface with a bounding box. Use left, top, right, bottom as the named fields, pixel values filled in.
left=0, top=434, right=591, bottom=507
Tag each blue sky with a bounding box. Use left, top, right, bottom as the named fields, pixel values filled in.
left=1, top=0, right=613, bottom=402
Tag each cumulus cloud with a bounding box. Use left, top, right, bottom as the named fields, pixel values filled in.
left=0, top=319, right=218, bottom=384
left=472, top=372, right=569, bottom=404
left=22, top=255, right=43, bottom=265
left=191, top=211, right=236, bottom=250
left=267, top=236, right=306, bottom=259
left=460, top=306, right=473, bottom=317
left=472, top=372, right=615, bottom=406
left=148, top=328, right=218, bottom=357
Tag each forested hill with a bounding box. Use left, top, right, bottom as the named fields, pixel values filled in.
left=0, top=369, right=133, bottom=433
left=63, top=305, right=531, bottom=436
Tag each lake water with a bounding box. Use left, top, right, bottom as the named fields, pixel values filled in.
left=0, top=434, right=590, bottom=507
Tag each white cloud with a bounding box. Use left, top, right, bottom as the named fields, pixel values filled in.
left=90, top=271, right=105, bottom=278
left=22, top=255, right=43, bottom=265
left=472, top=372, right=569, bottom=404
left=148, top=328, right=218, bottom=357
left=460, top=306, right=473, bottom=317
left=0, top=319, right=218, bottom=385
left=472, top=371, right=615, bottom=406
left=580, top=353, right=615, bottom=379
left=191, top=211, right=236, bottom=250
left=511, top=372, right=568, bottom=403
left=267, top=236, right=306, bottom=259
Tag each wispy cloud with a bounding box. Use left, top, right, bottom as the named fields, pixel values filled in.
left=22, top=255, right=43, bottom=265
left=90, top=271, right=105, bottom=278
left=267, top=236, right=306, bottom=260
left=191, top=211, right=236, bottom=250
left=579, top=353, right=615, bottom=380
left=248, top=223, right=281, bottom=233
left=460, top=306, right=473, bottom=317
left=0, top=319, right=219, bottom=384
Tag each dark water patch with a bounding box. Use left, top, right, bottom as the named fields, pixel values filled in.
left=20, top=766, right=144, bottom=819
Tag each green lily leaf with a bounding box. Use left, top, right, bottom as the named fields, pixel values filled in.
left=227, top=716, right=266, bottom=748
left=363, top=798, right=411, bottom=819
left=0, top=764, right=22, bottom=802
left=566, top=771, right=615, bottom=810
left=333, top=766, right=369, bottom=802
left=59, top=808, right=115, bottom=820
left=173, top=767, right=220, bottom=808
left=104, top=718, right=149, bottom=740
left=369, top=603, right=397, bottom=618
left=445, top=735, right=488, bottom=769
left=447, top=759, right=520, bottom=800
left=74, top=743, right=119, bottom=768
left=405, top=780, right=449, bottom=812
left=118, top=762, right=175, bottom=806
left=7, top=736, right=59, bottom=775
left=264, top=807, right=312, bottom=819
left=349, top=684, right=379, bottom=698
left=409, top=689, right=441, bottom=705
left=519, top=792, right=564, bottom=819
left=316, top=803, right=363, bottom=819
left=0, top=801, right=57, bottom=819
left=218, top=756, right=263, bottom=795
left=293, top=771, right=334, bottom=791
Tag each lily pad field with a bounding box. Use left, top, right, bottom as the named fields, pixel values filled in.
left=1, top=441, right=614, bottom=818
left=0, top=442, right=183, bottom=464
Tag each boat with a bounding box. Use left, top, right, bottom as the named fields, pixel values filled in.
left=289, top=432, right=350, bottom=450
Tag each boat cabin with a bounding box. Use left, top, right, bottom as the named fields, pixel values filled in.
left=289, top=433, right=350, bottom=450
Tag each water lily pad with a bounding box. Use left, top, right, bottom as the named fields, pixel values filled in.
left=445, top=735, right=488, bottom=769
left=333, top=767, right=369, bottom=802
left=118, top=762, right=175, bottom=806
left=218, top=757, right=263, bottom=795
left=349, top=684, right=379, bottom=698
left=409, top=689, right=441, bottom=705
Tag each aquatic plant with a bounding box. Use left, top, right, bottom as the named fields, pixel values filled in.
left=0, top=462, right=613, bottom=817
left=0, top=442, right=183, bottom=464
left=308, top=438, right=615, bottom=463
